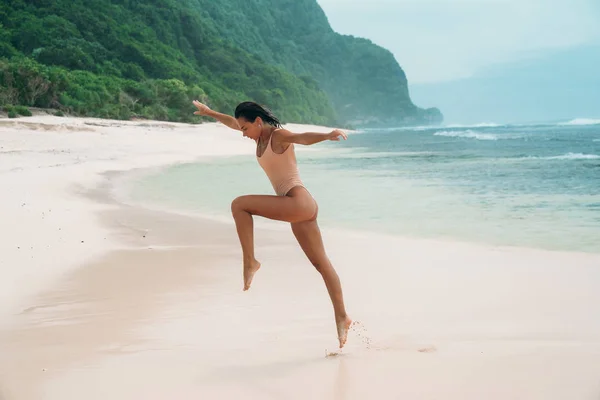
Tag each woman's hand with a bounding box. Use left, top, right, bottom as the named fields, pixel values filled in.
left=328, top=129, right=348, bottom=141
left=192, top=100, right=242, bottom=131
left=193, top=100, right=212, bottom=116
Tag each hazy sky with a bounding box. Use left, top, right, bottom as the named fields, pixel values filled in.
left=316, top=0, right=600, bottom=84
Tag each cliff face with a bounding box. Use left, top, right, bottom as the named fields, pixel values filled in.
left=0, top=0, right=442, bottom=126
left=193, top=0, right=443, bottom=126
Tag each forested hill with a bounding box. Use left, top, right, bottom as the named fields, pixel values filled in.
left=0, top=0, right=442, bottom=127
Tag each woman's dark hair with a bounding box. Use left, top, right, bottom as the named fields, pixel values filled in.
left=234, top=101, right=282, bottom=128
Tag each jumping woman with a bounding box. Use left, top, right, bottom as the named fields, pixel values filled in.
left=192, top=100, right=352, bottom=348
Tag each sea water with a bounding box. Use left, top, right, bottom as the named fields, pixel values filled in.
left=126, top=118, right=600, bottom=253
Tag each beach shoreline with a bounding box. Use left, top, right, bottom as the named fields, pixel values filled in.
left=1, top=115, right=599, bottom=400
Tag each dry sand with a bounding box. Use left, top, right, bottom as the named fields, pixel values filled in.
left=1, top=115, right=599, bottom=400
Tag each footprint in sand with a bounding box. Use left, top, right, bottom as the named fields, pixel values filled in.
left=417, top=346, right=438, bottom=353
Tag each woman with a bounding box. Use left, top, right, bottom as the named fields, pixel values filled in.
left=192, top=100, right=352, bottom=348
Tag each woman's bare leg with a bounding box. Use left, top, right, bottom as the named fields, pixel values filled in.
left=230, top=205, right=261, bottom=291
left=230, top=189, right=316, bottom=291
left=291, top=219, right=352, bottom=348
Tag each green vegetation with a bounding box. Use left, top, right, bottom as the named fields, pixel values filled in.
left=2, top=104, right=30, bottom=116
left=195, top=0, right=442, bottom=126
left=0, top=0, right=442, bottom=126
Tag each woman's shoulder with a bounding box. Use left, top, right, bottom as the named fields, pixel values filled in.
left=271, top=128, right=294, bottom=152
left=272, top=127, right=294, bottom=140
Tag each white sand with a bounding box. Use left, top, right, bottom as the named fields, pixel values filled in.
left=1, top=115, right=599, bottom=400
left=0, top=116, right=250, bottom=322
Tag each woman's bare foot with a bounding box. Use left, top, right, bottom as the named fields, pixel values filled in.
left=243, top=259, right=261, bottom=291
left=336, top=316, right=353, bottom=348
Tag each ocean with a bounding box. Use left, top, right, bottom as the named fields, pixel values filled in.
left=126, top=118, right=600, bottom=254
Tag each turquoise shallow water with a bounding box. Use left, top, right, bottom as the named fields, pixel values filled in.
left=126, top=119, right=600, bottom=253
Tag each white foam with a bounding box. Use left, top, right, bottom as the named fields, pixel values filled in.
left=524, top=153, right=600, bottom=161
left=445, top=122, right=503, bottom=129
left=549, top=153, right=600, bottom=160
left=434, top=130, right=501, bottom=141
left=559, top=118, right=600, bottom=126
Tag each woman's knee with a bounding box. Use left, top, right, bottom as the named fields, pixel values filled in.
left=310, top=259, right=323, bottom=272
left=310, top=258, right=332, bottom=273
left=230, top=196, right=247, bottom=215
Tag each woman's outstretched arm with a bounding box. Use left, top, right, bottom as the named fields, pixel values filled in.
left=276, top=128, right=347, bottom=146
left=193, top=100, right=241, bottom=131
